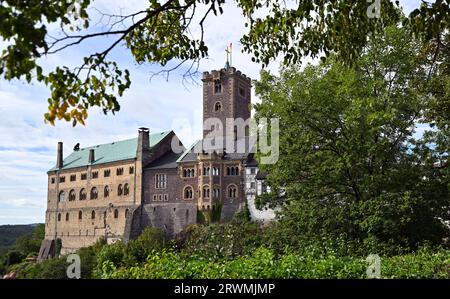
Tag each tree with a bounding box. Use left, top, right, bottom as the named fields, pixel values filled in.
left=253, top=25, right=450, bottom=254
left=0, top=0, right=448, bottom=125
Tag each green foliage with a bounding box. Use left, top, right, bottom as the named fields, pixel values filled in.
left=5, top=251, right=24, bottom=267
left=99, top=246, right=450, bottom=279
left=13, top=224, right=45, bottom=256
left=178, top=223, right=263, bottom=260
left=196, top=209, right=207, bottom=224
left=253, top=25, right=450, bottom=254
left=96, top=227, right=165, bottom=273
left=0, top=224, right=38, bottom=252
left=0, top=1, right=448, bottom=125
left=7, top=257, right=68, bottom=279
left=231, top=205, right=251, bottom=224
left=76, top=237, right=106, bottom=279
left=126, top=227, right=166, bottom=263
left=0, top=224, right=46, bottom=273
left=55, top=238, right=62, bottom=257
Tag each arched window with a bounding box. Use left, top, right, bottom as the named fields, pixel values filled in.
left=228, top=185, right=237, bottom=198
left=214, top=101, right=222, bottom=112
left=213, top=188, right=220, bottom=198
left=124, top=183, right=129, bottom=196
left=58, top=191, right=65, bottom=203
left=91, top=210, right=96, bottom=219
left=114, top=209, right=119, bottom=219
left=203, top=167, right=210, bottom=176
left=125, top=209, right=129, bottom=219
left=212, top=167, right=220, bottom=176
left=118, top=184, right=123, bottom=196
left=226, top=166, right=239, bottom=176
left=104, top=185, right=110, bottom=198
left=78, top=211, right=82, bottom=220
left=69, top=189, right=76, bottom=201
left=79, top=189, right=86, bottom=201
left=65, top=212, right=69, bottom=221
left=90, top=187, right=98, bottom=200
left=202, top=185, right=210, bottom=198
left=183, top=186, right=193, bottom=199
left=57, top=213, right=61, bottom=222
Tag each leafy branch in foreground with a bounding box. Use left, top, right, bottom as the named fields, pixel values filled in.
left=0, top=0, right=449, bottom=125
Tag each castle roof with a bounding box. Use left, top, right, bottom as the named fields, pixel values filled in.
left=146, top=151, right=183, bottom=170
left=177, top=136, right=256, bottom=163
left=48, top=131, right=172, bottom=172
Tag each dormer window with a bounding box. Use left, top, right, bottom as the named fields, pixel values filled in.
left=214, top=80, right=222, bottom=94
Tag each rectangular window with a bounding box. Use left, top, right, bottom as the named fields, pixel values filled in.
left=250, top=168, right=256, bottom=175
left=153, top=195, right=157, bottom=201
left=250, top=182, right=256, bottom=189
left=158, top=195, right=163, bottom=201
left=129, top=166, right=134, bottom=174
left=239, top=87, right=246, bottom=97
left=59, top=176, right=65, bottom=183
left=92, top=171, right=98, bottom=179
left=117, top=168, right=124, bottom=176
left=104, top=169, right=110, bottom=177
left=51, top=177, right=55, bottom=184
left=155, top=174, right=167, bottom=189
left=70, top=175, right=76, bottom=182
left=164, top=194, right=168, bottom=202
left=262, top=182, right=267, bottom=194
left=81, top=173, right=87, bottom=180
left=214, top=80, right=222, bottom=94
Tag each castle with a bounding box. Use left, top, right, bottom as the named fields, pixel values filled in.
left=39, top=65, right=275, bottom=258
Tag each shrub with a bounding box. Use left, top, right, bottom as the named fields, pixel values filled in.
left=99, top=247, right=450, bottom=279
left=96, top=241, right=127, bottom=272
left=178, top=223, right=263, bottom=260
left=126, top=227, right=165, bottom=264
left=8, top=257, right=68, bottom=279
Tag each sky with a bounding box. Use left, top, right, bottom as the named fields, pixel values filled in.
left=0, top=0, right=423, bottom=225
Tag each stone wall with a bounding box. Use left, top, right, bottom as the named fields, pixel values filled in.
left=140, top=202, right=197, bottom=238
left=45, top=159, right=139, bottom=253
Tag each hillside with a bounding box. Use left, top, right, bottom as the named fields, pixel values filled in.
left=0, top=224, right=41, bottom=252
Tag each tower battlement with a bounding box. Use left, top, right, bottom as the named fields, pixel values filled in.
left=202, top=67, right=251, bottom=83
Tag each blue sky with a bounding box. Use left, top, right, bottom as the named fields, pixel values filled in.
left=0, top=0, right=423, bottom=224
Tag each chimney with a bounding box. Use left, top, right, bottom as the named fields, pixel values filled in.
left=137, top=127, right=150, bottom=162
left=89, top=149, right=95, bottom=164
left=56, top=142, right=63, bottom=169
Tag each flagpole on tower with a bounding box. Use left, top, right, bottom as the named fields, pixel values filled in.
left=229, top=43, right=232, bottom=67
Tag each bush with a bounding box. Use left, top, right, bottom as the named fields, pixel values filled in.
left=96, top=228, right=166, bottom=273
left=99, top=247, right=450, bottom=279
left=8, top=257, right=68, bottom=279
left=178, top=223, right=263, bottom=260
left=126, top=227, right=165, bottom=263
left=5, top=250, right=24, bottom=266
left=96, top=241, right=127, bottom=272
left=77, top=238, right=106, bottom=279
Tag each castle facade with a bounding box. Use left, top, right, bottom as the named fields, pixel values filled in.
left=39, top=66, right=274, bottom=257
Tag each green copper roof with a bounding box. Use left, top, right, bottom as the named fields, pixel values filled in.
left=49, top=131, right=172, bottom=172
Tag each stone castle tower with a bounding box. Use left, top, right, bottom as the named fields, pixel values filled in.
left=202, top=66, right=252, bottom=139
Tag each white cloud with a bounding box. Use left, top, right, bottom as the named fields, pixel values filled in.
left=0, top=0, right=425, bottom=224
left=0, top=197, right=45, bottom=208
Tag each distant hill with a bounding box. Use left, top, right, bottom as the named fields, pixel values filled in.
left=0, top=224, right=41, bottom=252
